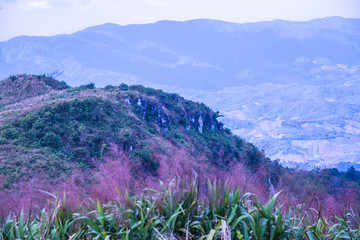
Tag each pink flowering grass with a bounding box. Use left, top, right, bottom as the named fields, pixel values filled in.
left=0, top=148, right=359, bottom=220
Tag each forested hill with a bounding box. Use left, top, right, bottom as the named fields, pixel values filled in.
left=0, top=74, right=266, bottom=188
left=0, top=74, right=360, bottom=217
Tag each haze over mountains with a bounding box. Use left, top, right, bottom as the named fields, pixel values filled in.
left=1, top=17, right=359, bottom=169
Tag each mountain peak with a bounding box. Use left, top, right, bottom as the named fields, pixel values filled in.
left=0, top=74, right=69, bottom=106
left=0, top=76, right=265, bottom=189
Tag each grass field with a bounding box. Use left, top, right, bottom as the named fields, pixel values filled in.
left=1, top=178, right=359, bottom=240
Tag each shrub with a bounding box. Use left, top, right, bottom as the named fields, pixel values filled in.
left=119, top=83, right=129, bottom=91
left=70, top=147, right=88, bottom=163
left=79, top=82, right=95, bottom=90
left=105, top=85, right=114, bottom=90
left=0, top=137, right=8, bottom=145
left=40, top=132, right=63, bottom=150
left=163, top=128, right=186, bottom=145
left=1, top=127, right=19, bottom=140
left=133, top=149, right=159, bottom=174
left=9, top=75, right=18, bottom=81
left=134, top=149, right=152, bottom=162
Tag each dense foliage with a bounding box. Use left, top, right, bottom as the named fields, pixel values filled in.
left=0, top=179, right=359, bottom=240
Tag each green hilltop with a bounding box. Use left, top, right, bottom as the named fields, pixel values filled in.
left=0, top=74, right=266, bottom=188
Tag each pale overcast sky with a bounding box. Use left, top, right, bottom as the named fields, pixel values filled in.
left=0, top=0, right=359, bottom=41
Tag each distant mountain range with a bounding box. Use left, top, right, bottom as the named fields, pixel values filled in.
left=1, top=17, right=359, bottom=169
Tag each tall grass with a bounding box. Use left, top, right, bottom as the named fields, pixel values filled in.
left=0, top=178, right=359, bottom=240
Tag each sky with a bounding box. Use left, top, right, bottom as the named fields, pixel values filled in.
left=0, top=0, right=360, bottom=41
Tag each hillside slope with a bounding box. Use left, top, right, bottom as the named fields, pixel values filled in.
left=0, top=75, right=359, bottom=216
left=0, top=75, right=265, bottom=189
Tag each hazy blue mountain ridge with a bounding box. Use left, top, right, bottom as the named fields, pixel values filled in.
left=1, top=17, right=359, bottom=88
